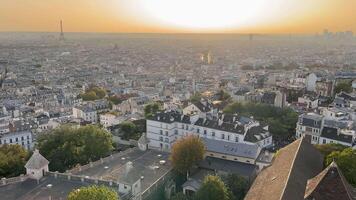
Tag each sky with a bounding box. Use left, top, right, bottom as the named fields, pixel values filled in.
left=1, top=0, right=355, bottom=33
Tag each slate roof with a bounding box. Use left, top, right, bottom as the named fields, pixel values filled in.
left=320, top=127, right=353, bottom=144
left=245, top=136, right=324, bottom=200
left=299, top=114, right=323, bottom=128
left=244, top=125, right=271, bottom=143
left=304, top=162, right=356, bottom=200
left=202, top=137, right=260, bottom=159
left=192, top=101, right=212, bottom=112
left=25, top=149, right=49, bottom=170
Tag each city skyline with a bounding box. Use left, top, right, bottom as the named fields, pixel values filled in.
left=1, top=0, right=356, bottom=34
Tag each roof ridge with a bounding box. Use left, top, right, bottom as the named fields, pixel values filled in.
left=334, top=161, right=355, bottom=200
left=279, top=137, right=304, bottom=200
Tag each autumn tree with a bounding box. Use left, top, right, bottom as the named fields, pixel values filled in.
left=195, top=175, right=230, bottom=200
left=170, top=135, right=205, bottom=175
left=0, top=144, right=29, bottom=178
left=67, top=185, right=118, bottom=200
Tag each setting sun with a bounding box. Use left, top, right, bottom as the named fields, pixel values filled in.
left=137, top=0, right=268, bottom=30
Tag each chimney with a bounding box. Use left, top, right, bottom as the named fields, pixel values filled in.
left=218, top=119, right=223, bottom=126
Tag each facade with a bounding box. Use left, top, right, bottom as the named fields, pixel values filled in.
left=146, top=111, right=272, bottom=164
left=72, top=106, right=98, bottom=123
left=0, top=130, right=33, bottom=150
left=305, top=73, right=317, bottom=92
left=296, top=112, right=355, bottom=146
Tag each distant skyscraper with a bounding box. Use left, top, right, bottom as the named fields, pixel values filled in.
left=201, top=51, right=213, bottom=65
left=59, top=20, right=65, bottom=41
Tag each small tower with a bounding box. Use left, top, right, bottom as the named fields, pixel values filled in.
left=25, top=149, right=49, bottom=180
left=59, top=20, right=65, bottom=41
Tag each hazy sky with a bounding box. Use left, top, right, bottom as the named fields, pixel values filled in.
left=1, top=0, right=355, bottom=33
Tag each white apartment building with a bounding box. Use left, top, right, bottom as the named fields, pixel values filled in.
left=296, top=111, right=356, bottom=146
left=72, top=106, right=98, bottom=123
left=0, top=130, right=33, bottom=150
left=146, top=111, right=272, bottom=165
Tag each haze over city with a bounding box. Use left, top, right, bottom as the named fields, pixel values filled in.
left=1, top=0, right=356, bottom=33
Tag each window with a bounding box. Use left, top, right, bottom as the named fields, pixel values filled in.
left=235, top=137, right=239, bottom=142
left=227, top=135, right=230, bottom=141
left=212, top=132, right=215, bottom=137
left=160, top=130, right=163, bottom=135
left=10, top=139, right=12, bottom=143
left=174, top=130, right=178, bottom=135
left=221, top=134, right=225, bottom=139
left=204, top=130, right=207, bottom=135
left=159, top=136, right=163, bottom=141
left=164, top=138, right=169, bottom=143
left=186, top=125, right=188, bottom=130
left=323, top=139, right=326, bottom=144
left=165, top=131, right=168, bottom=136
left=15, top=137, right=18, bottom=142
left=21, top=136, right=24, bottom=141
left=197, top=128, right=200, bottom=133
left=181, top=124, right=184, bottom=129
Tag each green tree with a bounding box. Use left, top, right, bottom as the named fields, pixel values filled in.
left=0, top=144, right=29, bottom=178
left=222, top=174, right=249, bottom=200
left=68, top=185, right=118, bottom=200
left=120, top=121, right=140, bottom=140
left=195, top=175, right=230, bottom=200
left=81, top=91, right=98, bottom=101
left=170, top=135, right=205, bottom=175
left=315, top=143, right=347, bottom=157
left=79, top=86, right=107, bottom=101
left=190, top=93, right=202, bottom=104
left=37, top=125, right=113, bottom=172
left=171, top=192, right=189, bottom=200
left=335, top=81, right=352, bottom=94
left=107, top=96, right=122, bottom=105
left=326, top=148, right=356, bottom=186
left=144, top=103, right=160, bottom=118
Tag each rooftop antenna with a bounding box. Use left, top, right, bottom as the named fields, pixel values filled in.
left=59, top=20, right=65, bottom=41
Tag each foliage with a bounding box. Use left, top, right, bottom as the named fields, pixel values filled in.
left=36, top=125, right=113, bottom=172
left=170, top=135, right=205, bottom=175
left=171, top=192, right=189, bottom=200
left=223, top=102, right=298, bottom=140
left=120, top=121, right=141, bottom=140
left=80, top=86, right=107, bottom=101
left=222, top=174, right=249, bottom=200
left=67, top=185, right=118, bottom=200
left=107, top=95, right=123, bottom=105
left=335, top=81, right=353, bottom=94
left=315, top=143, right=347, bottom=157
left=216, top=90, right=231, bottom=102
left=326, top=148, right=356, bottom=186
left=144, top=103, right=161, bottom=118
left=195, top=175, right=230, bottom=200
left=0, top=144, right=29, bottom=178
left=190, top=93, right=202, bottom=104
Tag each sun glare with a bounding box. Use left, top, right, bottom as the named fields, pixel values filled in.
left=137, top=0, right=269, bottom=30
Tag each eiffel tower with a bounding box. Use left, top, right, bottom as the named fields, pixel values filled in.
left=59, top=20, right=65, bottom=41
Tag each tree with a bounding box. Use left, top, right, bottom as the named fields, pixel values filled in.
left=67, top=185, right=118, bottom=200
left=0, top=144, right=29, bottom=178
left=190, top=93, right=202, bottom=104
left=315, top=143, right=347, bottom=157
left=79, top=86, right=107, bottom=101
left=195, top=175, right=230, bottom=200
left=335, top=81, right=352, bottom=94
left=120, top=121, right=140, bottom=140
left=170, top=135, right=205, bottom=175
left=222, top=174, right=249, bottom=200
left=107, top=96, right=122, bottom=105
left=37, top=125, right=113, bottom=172
left=171, top=192, right=189, bottom=200
left=144, top=103, right=160, bottom=118
left=326, top=148, right=356, bottom=186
